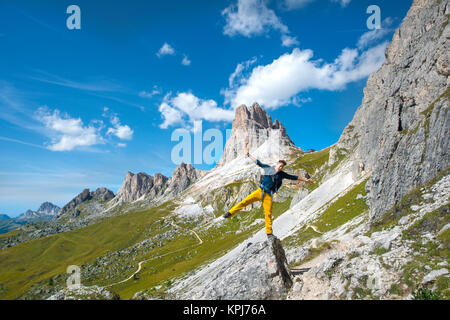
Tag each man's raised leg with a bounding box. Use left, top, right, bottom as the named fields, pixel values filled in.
left=226, top=188, right=262, bottom=216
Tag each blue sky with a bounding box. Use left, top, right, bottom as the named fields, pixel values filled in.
left=0, top=0, right=412, bottom=217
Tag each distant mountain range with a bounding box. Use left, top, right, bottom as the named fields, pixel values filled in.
left=0, top=202, right=60, bottom=234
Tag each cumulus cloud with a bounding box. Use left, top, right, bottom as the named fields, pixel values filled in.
left=228, top=57, right=258, bottom=87
left=182, top=55, right=191, bottom=66
left=106, top=116, right=133, bottom=140
left=158, top=92, right=234, bottom=130
left=224, top=41, right=389, bottom=109
left=35, top=107, right=104, bottom=151
left=139, top=86, right=161, bottom=98
left=282, top=0, right=315, bottom=10
left=357, top=17, right=395, bottom=49
left=222, top=0, right=289, bottom=37
left=156, top=42, right=175, bottom=57
left=281, top=34, right=299, bottom=47
left=330, top=0, right=351, bottom=7
left=282, top=0, right=351, bottom=10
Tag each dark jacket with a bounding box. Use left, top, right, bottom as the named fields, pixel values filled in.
left=256, top=159, right=298, bottom=195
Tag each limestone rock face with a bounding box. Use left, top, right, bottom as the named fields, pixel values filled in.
left=58, top=188, right=115, bottom=218
left=17, top=202, right=61, bottom=220
left=217, top=102, right=296, bottom=167
left=329, top=0, right=450, bottom=221
left=36, top=202, right=60, bottom=216
left=90, top=188, right=115, bottom=202
left=164, top=162, right=205, bottom=196
left=115, top=172, right=164, bottom=203
left=172, top=237, right=293, bottom=300
left=113, top=163, right=206, bottom=204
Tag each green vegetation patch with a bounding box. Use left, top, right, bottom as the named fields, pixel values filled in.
left=314, top=178, right=368, bottom=233
left=368, top=167, right=450, bottom=235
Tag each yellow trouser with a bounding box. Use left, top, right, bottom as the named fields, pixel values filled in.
left=228, top=188, right=273, bottom=234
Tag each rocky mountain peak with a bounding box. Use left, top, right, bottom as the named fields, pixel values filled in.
left=218, top=102, right=296, bottom=166
left=37, top=202, right=60, bottom=216
left=232, top=102, right=274, bottom=130
left=329, top=0, right=449, bottom=221
left=57, top=188, right=115, bottom=218
left=113, top=163, right=205, bottom=205
left=17, top=202, right=61, bottom=220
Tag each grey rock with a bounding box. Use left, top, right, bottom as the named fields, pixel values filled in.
left=217, top=102, right=297, bottom=167
left=90, top=188, right=115, bottom=202
left=173, top=237, right=293, bottom=299
left=421, top=268, right=449, bottom=284
left=58, top=189, right=91, bottom=217
left=290, top=188, right=309, bottom=209
left=113, top=163, right=205, bottom=204
left=329, top=0, right=449, bottom=222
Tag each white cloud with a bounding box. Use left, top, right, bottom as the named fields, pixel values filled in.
left=139, top=86, right=161, bottom=98
left=357, top=17, right=395, bottom=49
left=156, top=42, right=175, bottom=57
left=224, top=41, right=389, bottom=109
left=228, top=57, right=258, bottom=87
left=281, top=34, right=299, bottom=47
left=282, top=0, right=315, bottom=10
left=158, top=92, right=235, bottom=130
left=158, top=99, right=185, bottom=129
left=35, top=108, right=104, bottom=151
left=106, top=115, right=134, bottom=140
left=222, top=0, right=289, bottom=37
left=330, top=0, right=351, bottom=7
left=182, top=55, right=191, bottom=66
left=283, top=0, right=351, bottom=10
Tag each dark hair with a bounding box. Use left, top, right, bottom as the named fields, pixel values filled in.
left=278, top=160, right=287, bottom=166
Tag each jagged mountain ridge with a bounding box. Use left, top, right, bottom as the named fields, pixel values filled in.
left=329, top=0, right=449, bottom=222
left=168, top=0, right=449, bottom=300
left=1, top=0, right=448, bottom=301
left=18, top=202, right=61, bottom=220
left=217, top=102, right=298, bottom=167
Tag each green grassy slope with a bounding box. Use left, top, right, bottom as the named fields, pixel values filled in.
left=0, top=193, right=292, bottom=300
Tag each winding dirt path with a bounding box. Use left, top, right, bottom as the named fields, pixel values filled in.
left=104, top=219, right=203, bottom=288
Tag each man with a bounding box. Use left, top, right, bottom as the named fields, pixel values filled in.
left=223, top=150, right=315, bottom=239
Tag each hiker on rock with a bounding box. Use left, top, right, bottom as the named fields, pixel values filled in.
left=223, top=149, right=315, bottom=239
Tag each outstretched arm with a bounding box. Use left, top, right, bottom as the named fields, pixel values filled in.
left=282, top=171, right=315, bottom=183
left=298, top=176, right=315, bottom=183
left=245, top=150, right=271, bottom=168
left=245, top=150, right=257, bottom=162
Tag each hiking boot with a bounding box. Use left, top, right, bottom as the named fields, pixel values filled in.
left=222, top=212, right=232, bottom=219
left=267, top=233, right=277, bottom=240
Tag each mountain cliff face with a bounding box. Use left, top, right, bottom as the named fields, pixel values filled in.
left=18, top=202, right=61, bottom=220
left=1, top=0, right=448, bottom=302
left=329, top=0, right=449, bottom=222
left=112, top=162, right=206, bottom=205
left=217, top=102, right=297, bottom=167
left=57, top=188, right=114, bottom=218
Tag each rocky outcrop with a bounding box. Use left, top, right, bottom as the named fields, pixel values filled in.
left=329, top=0, right=449, bottom=222
left=47, top=285, right=120, bottom=300
left=57, top=188, right=115, bottom=218
left=217, top=102, right=297, bottom=167
left=113, top=163, right=206, bottom=204
left=37, top=202, right=60, bottom=216
left=18, top=202, right=61, bottom=220
left=172, top=237, right=293, bottom=299
left=90, top=188, right=115, bottom=202
left=165, top=162, right=205, bottom=196
left=114, top=172, right=162, bottom=203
